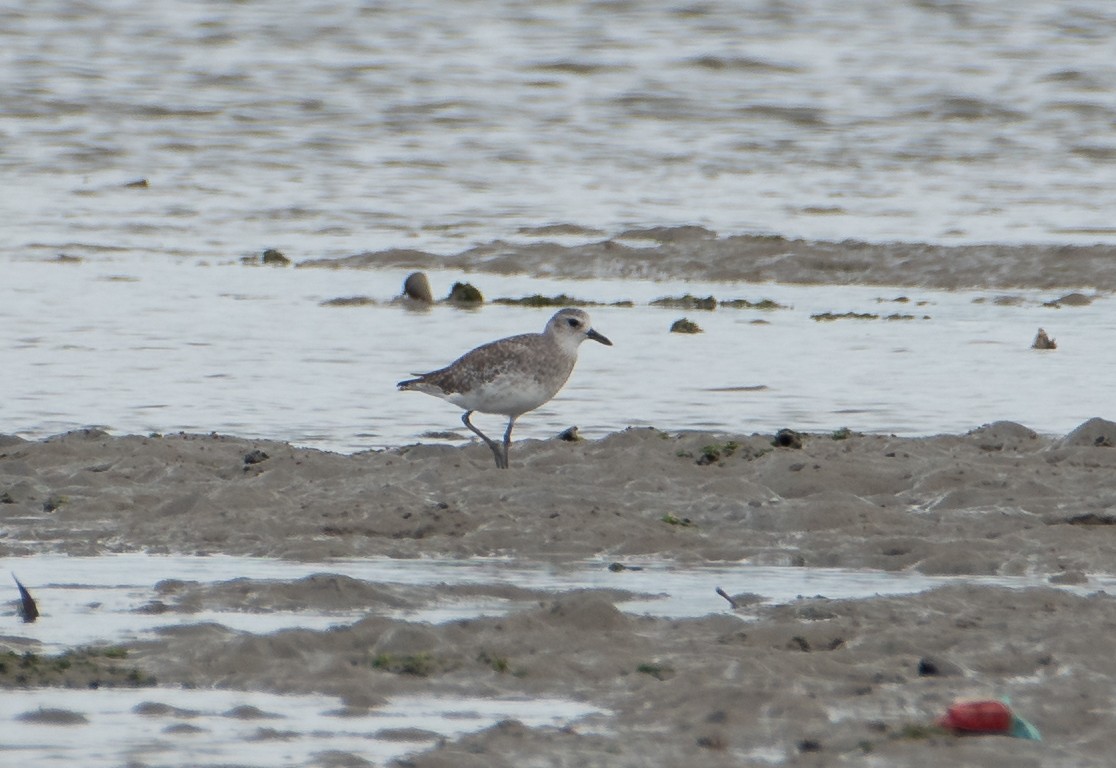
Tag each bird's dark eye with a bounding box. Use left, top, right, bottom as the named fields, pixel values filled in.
left=566, top=318, right=579, bottom=327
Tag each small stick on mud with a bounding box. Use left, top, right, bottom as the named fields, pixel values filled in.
left=715, top=586, right=738, bottom=609
left=13, top=573, right=39, bottom=623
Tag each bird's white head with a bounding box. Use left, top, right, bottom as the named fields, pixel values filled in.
left=546, top=308, right=612, bottom=354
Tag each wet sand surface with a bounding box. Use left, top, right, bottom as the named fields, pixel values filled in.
left=304, top=231, right=1116, bottom=290
left=4, top=421, right=1116, bottom=766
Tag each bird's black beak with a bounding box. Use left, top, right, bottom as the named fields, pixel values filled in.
left=587, top=328, right=612, bottom=346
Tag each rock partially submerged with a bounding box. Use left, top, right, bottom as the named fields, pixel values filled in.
left=402, top=272, right=435, bottom=303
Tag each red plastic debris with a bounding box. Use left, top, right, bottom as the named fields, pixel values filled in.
left=937, top=699, right=1013, bottom=734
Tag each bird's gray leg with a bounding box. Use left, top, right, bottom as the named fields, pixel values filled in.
left=500, top=416, right=518, bottom=470
left=462, top=411, right=506, bottom=468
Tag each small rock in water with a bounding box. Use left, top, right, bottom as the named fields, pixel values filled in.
left=261, top=248, right=291, bottom=266
left=1032, top=328, right=1056, bottom=349
left=403, top=272, right=434, bottom=303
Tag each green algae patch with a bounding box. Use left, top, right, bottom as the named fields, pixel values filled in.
left=0, top=647, right=156, bottom=688
left=811, top=311, right=879, bottom=321
left=651, top=294, right=717, bottom=310
left=720, top=298, right=788, bottom=310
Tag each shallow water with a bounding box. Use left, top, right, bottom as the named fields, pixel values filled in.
left=0, top=553, right=1099, bottom=653
left=3, top=257, right=1113, bottom=452
left=0, top=686, right=605, bottom=768
left=3, top=0, right=1116, bottom=263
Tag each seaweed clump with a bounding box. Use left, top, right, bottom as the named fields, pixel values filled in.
left=447, top=282, right=484, bottom=304
left=651, top=294, right=717, bottom=311
left=670, top=318, right=703, bottom=334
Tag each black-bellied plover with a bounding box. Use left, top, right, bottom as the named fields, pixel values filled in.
left=398, top=308, right=612, bottom=468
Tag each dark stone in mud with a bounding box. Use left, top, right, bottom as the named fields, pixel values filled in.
left=696, top=731, right=729, bottom=750
left=42, top=495, right=66, bottom=512
left=917, top=656, right=960, bottom=677
left=773, top=429, right=803, bottom=449
left=243, top=449, right=270, bottom=465
left=556, top=426, right=582, bottom=441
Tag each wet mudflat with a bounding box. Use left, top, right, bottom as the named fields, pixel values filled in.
left=3, top=423, right=1116, bottom=765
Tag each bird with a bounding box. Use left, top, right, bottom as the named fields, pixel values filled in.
left=398, top=308, right=612, bottom=468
